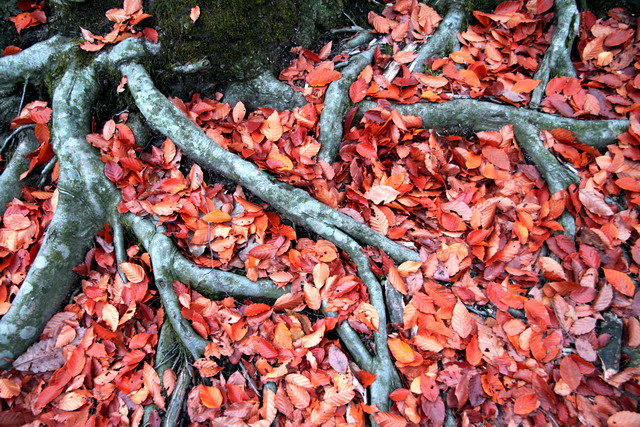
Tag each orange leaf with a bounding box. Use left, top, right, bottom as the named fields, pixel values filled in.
left=274, top=323, right=293, bottom=350
left=286, top=373, right=313, bottom=388
left=388, top=266, right=407, bottom=295
left=514, top=393, right=539, bottom=415
left=616, top=177, right=640, bottom=192
left=202, top=210, right=232, bottom=223
left=56, top=391, right=88, bottom=411
left=304, top=281, right=322, bottom=310
left=373, top=412, right=409, bottom=427
left=306, top=64, right=342, bottom=87
left=0, top=378, right=20, bottom=398
left=356, top=302, right=379, bottom=332
left=163, top=369, right=177, bottom=395
left=190, top=5, right=200, bottom=23
left=101, top=303, right=119, bottom=331
left=603, top=269, right=635, bottom=297
left=365, top=185, right=400, bottom=204
left=388, top=338, right=415, bottom=363
left=120, top=262, right=146, bottom=283
left=512, top=79, right=540, bottom=93
left=300, top=324, right=326, bottom=348
left=579, top=188, right=614, bottom=217
left=417, top=74, right=449, bottom=88
left=200, top=384, right=223, bottom=408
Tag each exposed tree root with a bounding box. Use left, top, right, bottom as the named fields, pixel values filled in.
left=318, top=48, right=375, bottom=163
left=223, top=71, right=307, bottom=112
left=530, top=0, right=579, bottom=108
left=409, top=1, right=464, bottom=73
left=359, top=99, right=627, bottom=149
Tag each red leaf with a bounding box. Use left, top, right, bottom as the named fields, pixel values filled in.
left=243, top=303, right=271, bottom=317
left=560, top=356, right=582, bottom=391
left=349, top=77, right=368, bottom=103
left=249, top=244, right=278, bottom=260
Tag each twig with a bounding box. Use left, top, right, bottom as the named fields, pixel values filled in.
left=38, top=155, right=56, bottom=187
left=17, top=77, right=28, bottom=114
left=0, top=124, right=35, bottom=153
left=238, top=359, right=261, bottom=397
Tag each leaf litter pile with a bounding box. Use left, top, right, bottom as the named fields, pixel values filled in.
left=1, top=0, right=640, bottom=426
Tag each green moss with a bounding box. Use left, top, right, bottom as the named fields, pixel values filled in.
left=150, top=0, right=345, bottom=85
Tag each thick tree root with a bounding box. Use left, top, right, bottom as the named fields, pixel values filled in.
left=0, top=131, right=38, bottom=215
left=223, top=71, right=307, bottom=111
left=360, top=99, right=627, bottom=149
left=409, top=1, right=464, bottom=73
left=512, top=121, right=579, bottom=194
left=0, top=36, right=73, bottom=90
left=0, top=62, right=115, bottom=367
left=318, top=48, right=375, bottom=163
left=530, top=0, right=579, bottom=108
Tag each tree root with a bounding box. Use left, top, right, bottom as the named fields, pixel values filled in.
left=0, top=36, right=75, bottom=90
left=512, top=121, right=579, bottom=194
left=409, top=1, right=464, bottom=74
left=0, top=131, right=38, bottom=215
left=0, top=62, right=114, bottom=367
left=359, top=99, right=627, bottom=149
left=529, top=0, right=579, bottom=108
left=223, top=71, right=307, bottom=112
left=318, top=48, right=375, bottom=163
